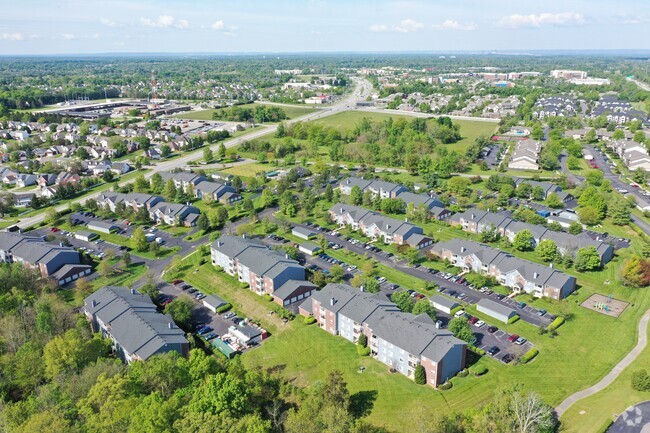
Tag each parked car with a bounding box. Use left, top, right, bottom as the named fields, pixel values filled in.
left=487, top=346, right=500, bottom=356
left=454, top=310, right=466, bottom=318
left=518, top=301, right=527, bottom=309
left=537, top=309, right=547, bottom=317
left=474, top=320, right=485, bottom=328
left=507, top=334, right=519, bottom=343
left=486, top=326, right=498, bottom=334
left=501, top=354, right=515, bottom=364
left=468, top=316, right=479, bottom=325
left=515, top=337, right=527, bottom=345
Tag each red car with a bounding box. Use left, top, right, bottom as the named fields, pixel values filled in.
left=507, top=334, right=519, bottom=343
left=468, top=316, right=479, bottom=325
left=51, top=227, right=60, bottom=232
left=172, top=279, right=184, bottom=285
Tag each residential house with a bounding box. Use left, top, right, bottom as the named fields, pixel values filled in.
left=508, top=139, right=541, bottom=171
left=194, top=180, right=241, bottom=204
left=149, top=202, right=200, bottom=227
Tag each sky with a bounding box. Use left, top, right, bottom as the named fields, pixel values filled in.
left=0, top=0, right=648, bottom=55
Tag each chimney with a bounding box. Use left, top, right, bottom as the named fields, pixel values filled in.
left=533, top=272, right=539, bottom=279
left=330, top=297, right=336, bottom=306
left=471, top=213, right=475, bottom=220
left=217, top=241, right=222, bottom=247
left=285, top=254, right=289, bottom=259
left=91, top=300, right=97, bottom=308
left=460, top=246, right=465, bottom=253
left=549, top=262, right=554, bottom=269
left=340, top=207, right=344, bottom=214
left=405, top=217, right=408, bottom=223
left=242, top=234, right=246, bottom=239
left=168, top=322, right=173, bottom=329
left=130, top=288, right=136, bottom=294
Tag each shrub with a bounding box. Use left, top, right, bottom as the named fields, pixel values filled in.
left=263, top=294, right=273, bottom=302
left=520, top=348, right=539, bottom=364
left=507, top=314, right=520, bottom=324
left=470, top=365, right=488, bottom=376
left=632, top=369, right=650, bottom=391
left=438, top=381, right=453, bottom=390
left=468, top=345, right=486, bottom=356
left=456, top=369, right=469, bottom=378
left=357, top=345, right=371, bottom=356
left=304, top=316, right=316, bottom=325
left=414, top=364, right=426, bottom=385
left=215, top=303, right=232, bottom=314
left=450, top=306, right=464, bottom=316
left=547, top=316, right=565, bottom=332
left=272, top=305, right=295, bottom=321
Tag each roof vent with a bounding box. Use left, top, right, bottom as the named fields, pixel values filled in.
left=471, top=213, right=475, bottom=220
left=460, top=246, right=465, bottom=253
left=534, top=272, right=539, bottom=279
left=216, top=241, right=222, bottom=247
left=168, top=322, right=173, bottom=329
left=549, top=262, right=554, bottom=269
left=91, top=300, right=97, bottom=308
left=130, top=288, right=136, bottom=294
left=330, top=297, right=336, bottom=306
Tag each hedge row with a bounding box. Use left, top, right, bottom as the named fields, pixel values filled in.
left=449, top=305, right=464, bottom=316
left=508, top=314, right=520, bottom=324
left=547, top=316, right=565, bottom=332
left=215, top=303, right=232, bottom=314
left=520, top=348, right=539, bottom=364
left=468, top=345, right=486, bottom=356
left=470, top=365, right=488, bottom=376
left=304, top=316, right=316, bottom=325
left=438, top=381, right=453, bottom=390
left=456, top=369, right=469, bottom=378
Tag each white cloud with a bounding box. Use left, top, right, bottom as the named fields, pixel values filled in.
left=0, top=33, right=25, bottom=41
left=175, top=19, right=189, bottom=29
left=369, top=24, right=389, bottom=33
left=369, top=19, right=423, bottom=33
left=432, top=20, right=476, bottom=31
left=496, top=12, right=586, bottom=29
left=62, top=33, right=76, bottom=40
left=100, top=18, right=122, bottom=28
left=140, top=15, right=175, bottom=28
left=92, top=33, right=100, bottom=39
left=211, top=20, right=225, bottom=30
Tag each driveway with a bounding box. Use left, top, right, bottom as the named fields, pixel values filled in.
left=609, top=401, right=650, bottom=433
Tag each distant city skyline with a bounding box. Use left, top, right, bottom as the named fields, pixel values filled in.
left=0, top=0, right=648, bottom=55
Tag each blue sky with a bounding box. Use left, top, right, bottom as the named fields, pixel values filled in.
left=0, top=0, right=648, bottom=55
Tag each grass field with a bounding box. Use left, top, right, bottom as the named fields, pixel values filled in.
left=221, top=162, right=273, bottom=178
left=171, top=103, right=318, bottom=122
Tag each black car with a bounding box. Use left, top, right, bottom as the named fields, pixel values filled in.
left=487, top=346, right=500, bottom=356
left=447, top=290, right=457, bottom=297
left=486, top=326, right=498, bottom=334
left=501, top=354, right=515, bottom=364
left=495, top=294, right=505, bottom=300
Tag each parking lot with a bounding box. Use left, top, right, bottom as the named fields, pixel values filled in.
left=30, top=226, right=125, bottom=261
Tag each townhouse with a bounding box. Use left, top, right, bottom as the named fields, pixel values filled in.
left=300, top=283, right=466, bottom=387
left=82, top=286, right=189, bottom=363
left=532, top=96, right=578, bottom=119
left=338, top=177, right=450, bottom=219
left=449, top=209, right=614, bottom=265
left=588, top=96, right=649, bottom=125
left=211, top=235, right=312, bottom=305
left=98, top=192, right=164, bottom=213
left=148, top=202, right=200, bottom=227
left=609, top=140, right=650, bottom=172
left=511, top=177, right=573, bottom=201
left=431, top=239, right=577, bottom=299
left=0, top=232, right=91, bottom=284
left=330, top=203, right=433, bottom=249
left=194, top=180, right=242, bottom=204
left=508, top=139, right=541, bottom=171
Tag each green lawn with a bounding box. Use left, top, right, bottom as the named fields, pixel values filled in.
left=90, top=263, right=149, bottom=290
left=171, top=103, right=317, bottom=122
left=312, top=110, right=412, bottom=129
left=221, top=162, right=273, bottom=178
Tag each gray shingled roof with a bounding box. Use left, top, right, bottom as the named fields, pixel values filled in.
left=476, top=298, right=516, bottom=318
left=274, top=280, right=318, bottom=300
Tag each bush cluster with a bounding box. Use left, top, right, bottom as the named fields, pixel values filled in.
left=520, top=348, right=539, bottom=364
left=547, top=316, right=565, bottom=332
left=508, top=314, right=520, bottom=324
left=215, top=303, right=232, bottom=314
left=438, top=381, right=453, bottom=390
left=470, top=365, right=488, bottom=376
left=304, top=316, right=316, bottom=325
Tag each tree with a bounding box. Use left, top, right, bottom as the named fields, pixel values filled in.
left=621, top=256, right=650, bottom=287
left=531, top=186, right=545, bottom=201
left=448, top=317, right=476, bottom=345
left=363, top=278, right=380, bottom=294
left=531, top=125, right=544, bottom=140
left=240, top=198, right=255, bottom=215
left=586, top=170, right=604, bottom=186
left=150, top=173, right=164, bottom=194
left=102, top=170, right=115, bottom=183
left=97, top=258, right=113, bottom=277
left=546, top=193, right=564, bottom=209
left=232, top=176, right=243, bottom=192
left=509, top=388, right=555, bottom=433
left=608, top=197, right=631, bottom=225
left=513, top=229, right=535, bottom=251
left=536, top=239, right=557, bottom=262
left=578, top=206, right=601, bottom=226
left=218, top=143, right=226, bottom=158
left=133, top=175, right=149, bottom=193
left=45, top=208, right=60, bottom=225
left=414, top=364, right=426, bottom=385
left=165, top=296, right=194, bottom=327
left=43, top=329, right=110, bottom=379
left=612, top=129, right=625, bottom=140
left=121, top=251, right=131, bottom=268
left=574, top=246, right=602, bottom=272
left=568, top=222, right=583, bottom=235
left=160, top=144, right=171, bottom=158
left=329, top=264, right=345, bottom=283
left=391, top=290, right=414, bottom=313
left=480, top=225, right=499, bottom=243
left=78, top=373, right=139, bottom=433
left=164, top=179, right=177, bottom=200
left=203, top=147, right=214, bottom=164
left=324, top=183, right=334, bottom=202
left=149, top=240, right=160, bottom=257
left=412, top=299, right=436, bottom=321
left=350, top=185, right=363, bottom=205
left=197, top=213, right=210, bottom=232
left=447, top=177, right=471, bottom=196
left=132, top=227, right=149, bottom=252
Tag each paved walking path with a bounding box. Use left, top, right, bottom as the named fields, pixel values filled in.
left=556, top=309, right=650, bottom=417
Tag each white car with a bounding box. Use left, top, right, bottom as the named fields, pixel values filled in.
left=454, top=310, right=466, bottom=318
left=474, top=320, right=485, bottom=328
left=377, top=277, right=387, bottom=283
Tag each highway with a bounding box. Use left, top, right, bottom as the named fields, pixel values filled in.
left=15, top=78, right=373, bottom=229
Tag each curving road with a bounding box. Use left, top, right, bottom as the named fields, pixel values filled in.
left=556, top=309, right=650, bottom=417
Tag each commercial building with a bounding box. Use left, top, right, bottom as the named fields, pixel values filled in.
left=476, top=299, right=517, bottom=324
left=300, top=283, right=466, bottom=387
left=82, top=286, right=189, bottom=363
left=430, top=239, right=576, bottom=300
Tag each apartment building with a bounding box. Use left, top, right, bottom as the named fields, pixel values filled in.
left=329, top=203, right=433, bottom=249
left=98, top=192, right=163, bottom=213
left=431, top=238, right=576, bottom=299
left=300, top=283, right=466, bottom=387
left=83, top=286, right=189, bottom=363
left=508, top=139, right=541, bottom=171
